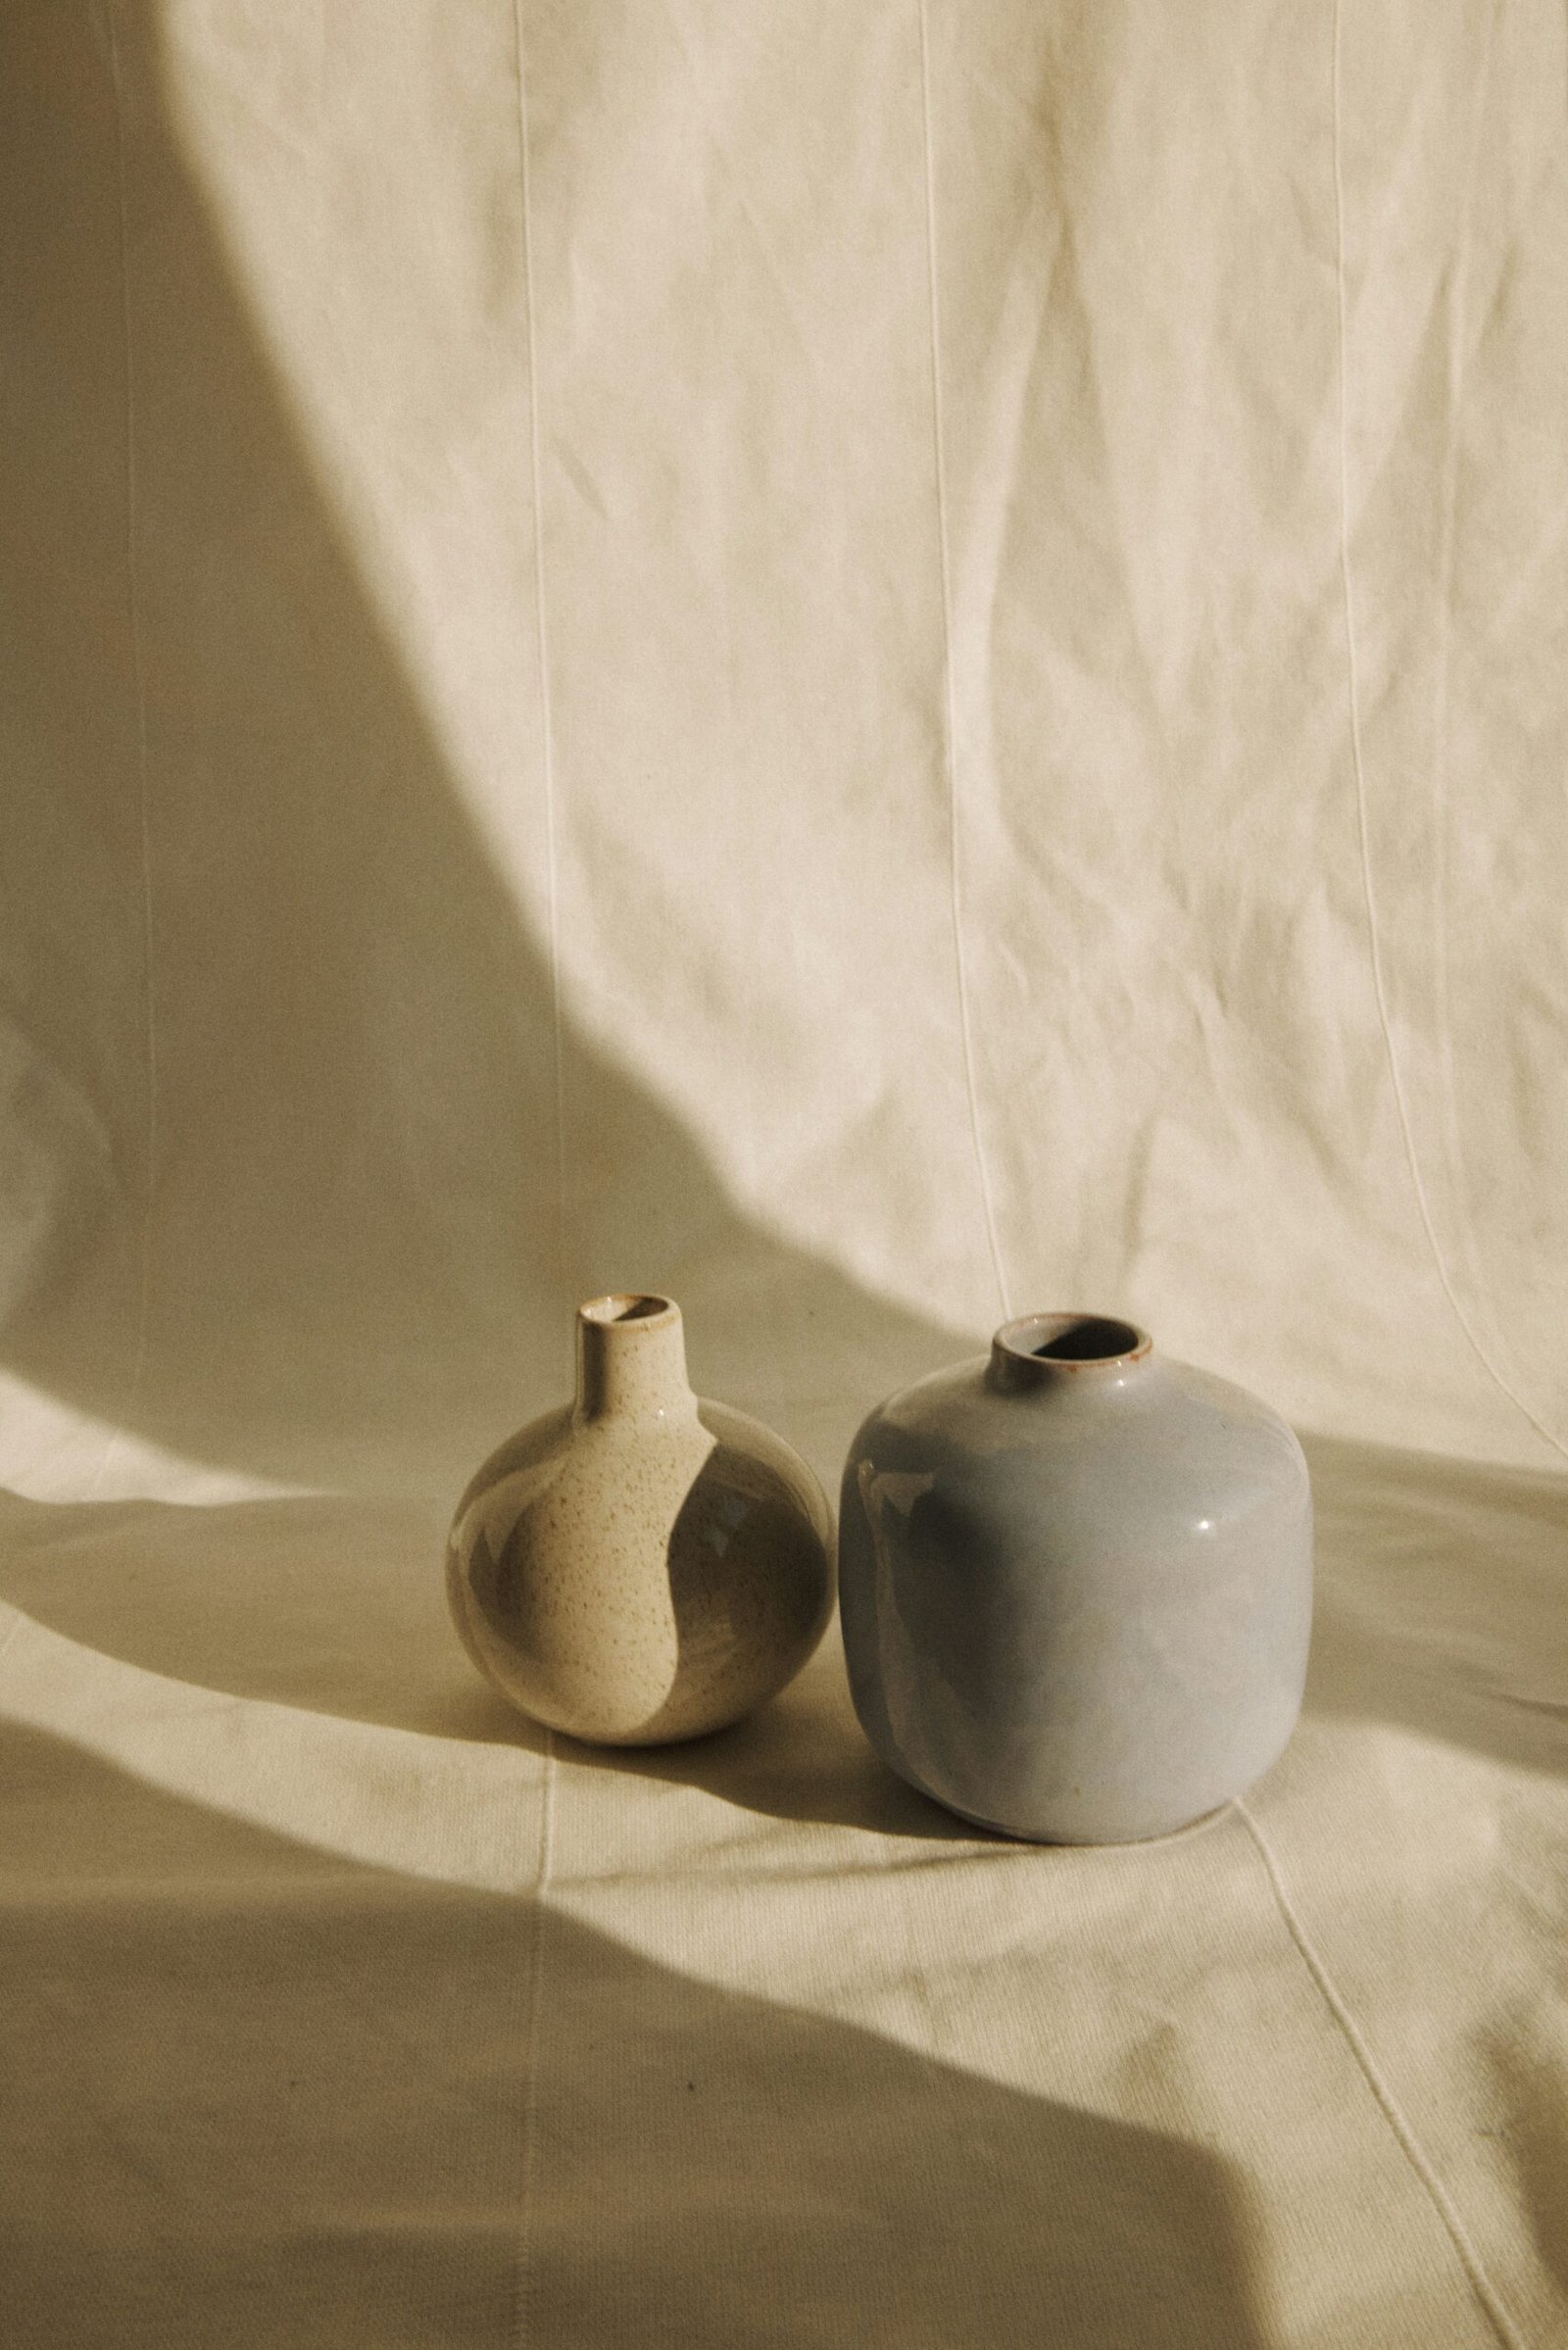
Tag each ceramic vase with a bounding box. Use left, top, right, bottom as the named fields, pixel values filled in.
left=447, top=1294, right=834, bottom=1744
left=838, top=1313, right=1313, bottom=1842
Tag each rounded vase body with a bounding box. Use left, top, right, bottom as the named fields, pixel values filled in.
left=838, top=1314, right=1312, bottom=1842
left=448, top=1295, right=834, bottom=1745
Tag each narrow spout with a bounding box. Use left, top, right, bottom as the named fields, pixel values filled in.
left=574, top=1294, right=696, bottom=1423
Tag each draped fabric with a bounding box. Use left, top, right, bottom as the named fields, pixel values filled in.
left=3, top=5, right=1565, bottom=2342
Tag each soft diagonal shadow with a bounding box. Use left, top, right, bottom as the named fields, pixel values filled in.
left=0, top=1716, right=1272, bottom=2350
left=1300, top=1432, right=1568, bottom=1785
left=0, top=1484, right=963, bottom=1837
left=1, top=1420, right=1563, bottom=1839
left=1, top=4, right=967, bottom=1501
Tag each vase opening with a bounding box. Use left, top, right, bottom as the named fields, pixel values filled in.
left=1032, top=1315, right=1142, bottom=1362
left=580, top=1293, right=674, bottom=1325
left=990, top=1312, right=1152, bottom=1377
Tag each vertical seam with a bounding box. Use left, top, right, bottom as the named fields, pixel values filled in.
left=512, top=1736, right=556, bottom=2350
left=915, top=0, right=1011, bottom=1325
left=1430, top=3, right=1501, bottom=1395
left=1331, top=0, right=1568, bottom=1463
left=93, top=4, right=159, bottom=1501
left=1235, top=1798, right=1527, bottom=2350
left=513, top=0, right=569, bottom=1321
left=511, top=11, right=563, bottom=2338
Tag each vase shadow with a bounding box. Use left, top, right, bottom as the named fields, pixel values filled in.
left=0, top=1483, right=966, bottom=1839
left=3, top=1419, right=1561, bottom=1850
left=1298, top=1430, right=1568, bottom=1787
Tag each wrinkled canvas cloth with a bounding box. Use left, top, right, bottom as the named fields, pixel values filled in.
left=2, top=3, right=1565, bottom=2343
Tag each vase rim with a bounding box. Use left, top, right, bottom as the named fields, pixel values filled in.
left=578, top=1292, right=679, bottom=1331
left=992, top=1311, right=1152, bottom=1377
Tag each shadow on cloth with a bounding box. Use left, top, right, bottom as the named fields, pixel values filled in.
left=0, top=1484, right=965, bottom=1839
left=0, top=1715, right=1272, bottom=2349
left=0, top=3, right=968, bottom=1499
left=0, top=1420, right=1563, bottom=1850
left=1299, top=1433, right=1568, bottom=1784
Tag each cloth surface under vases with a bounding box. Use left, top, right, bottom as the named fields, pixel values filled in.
left=2, top=4, right=1566, bottom=2344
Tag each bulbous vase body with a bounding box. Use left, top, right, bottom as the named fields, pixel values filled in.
left=838, top=1314, right=1313, bottom=1842
left=448, top=1295, right=834, bottom=1745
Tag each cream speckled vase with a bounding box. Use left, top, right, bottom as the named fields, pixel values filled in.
left=446, top=1295, right=834, bottom=1744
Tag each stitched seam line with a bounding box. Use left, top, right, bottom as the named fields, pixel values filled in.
left=511, top=10, right=563, bottom=2335
left=93, top=5, right=160, bottom=1501
left=1235, top=1798, right=1527, bottom=2350
left=1428, top=10, right=1497, bottom=1356
left=915, top=0, right=1011, bottom=1325
left=514, top=0, right=569, bottom=1319
left=1331, top=0, right=1567, bottom=1463
left=511, top=1735, right=556, bottom=2350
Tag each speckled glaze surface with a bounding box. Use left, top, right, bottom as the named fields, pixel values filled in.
left=838, top=1313, right=1313, bottom=1842
left=447, top=1296, right=834, bottom=1744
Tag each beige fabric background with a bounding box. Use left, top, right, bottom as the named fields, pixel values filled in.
left=3, top=2, right=1566, bottom=2342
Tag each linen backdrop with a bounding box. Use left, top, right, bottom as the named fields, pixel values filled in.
left=3, top=2, right=1566, bottom=2343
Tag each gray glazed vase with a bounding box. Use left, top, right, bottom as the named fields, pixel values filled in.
left=838, top=1313, right=1313, bottom=1842
left=448, top=1294, right=834, bottom=1745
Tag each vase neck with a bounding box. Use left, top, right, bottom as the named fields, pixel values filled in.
left=986, top=1311, right=1152, bottom=1395
left=574, top=1294, right=697, bottom=1424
